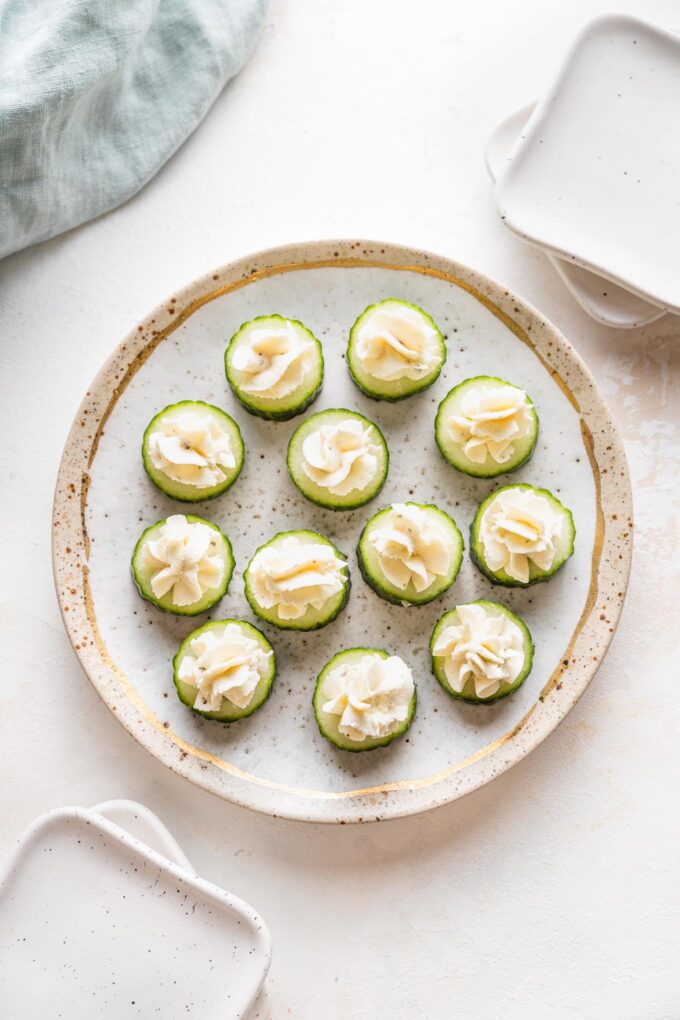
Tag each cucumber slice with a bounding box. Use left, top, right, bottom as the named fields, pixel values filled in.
left=244, top=529, right=350, bottom=630
left=347, top=298, right=446, bottom=401
left=357, top=502, right=463, bottom=606
left=435, top=376, right=538, bottom=478
left=313, top=647, right=416, bottom=752
left=286, top=408, right=389, bottom=510
left=173, top=619, right=276, bottom=721
left=430, top=600, right=534, bottom=704
left=225, top=314, right=323, bottom=420
left=131, top=514, right=234, bottom=615
left=470, top=483, right=575, bottom=587
left=142, top=400, right=244, bottom=502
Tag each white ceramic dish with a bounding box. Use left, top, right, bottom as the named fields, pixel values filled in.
left=485, top=103, right=666, bottom=328
left=52, top=239, right=632, bottom=823
left=495, top=14, right=680, bottom=313
left=0, top=803, right=271, bottom=1019
left=89, top=802, right=272, bottom=1020
left=91, top=798, right=195, bottom=869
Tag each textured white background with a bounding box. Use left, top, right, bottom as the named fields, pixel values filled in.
left=1, top=2, right=678, bottom=1017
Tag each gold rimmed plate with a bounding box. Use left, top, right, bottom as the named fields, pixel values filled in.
left=52, top=240, right=632, bottom=823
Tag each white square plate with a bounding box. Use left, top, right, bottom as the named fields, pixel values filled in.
left=0, top=806, right=271, bottom=1019
left=485, top=102, right=666, bottom=328
left=495, top=14, right=680, bottom=312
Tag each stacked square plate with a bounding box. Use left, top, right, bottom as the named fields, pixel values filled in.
left=0, top=801, right=271, bottom=1019
left=486, top=14, right=680, bottom=328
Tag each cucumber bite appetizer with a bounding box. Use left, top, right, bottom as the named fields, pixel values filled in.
left=435, top=376, right=538, bottom=478
left=131, top=513, right=234, bottom=615
left=358, top=501, right=463, bottom=606
left=244, top=529, right=349, bottom=630
left=347, top=298, right=445, bottom=401
left=142, top=400, right=244, bottom=501
left=430, top=601, right=533, bottom=704
left=286, top=408, right=388, bottom=510
left=173, top=619, right=276, bottom=721
left=313, top=648, right=416, bottom=751
left=471, top=483, right=575, bottom=587
left=225, top=314, right=323, bottom=420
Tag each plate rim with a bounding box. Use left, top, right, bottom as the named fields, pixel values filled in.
left=52, top=238, right=633, bottom=823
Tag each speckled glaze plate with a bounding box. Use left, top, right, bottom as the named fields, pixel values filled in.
left=52, top=240, right=632, bottom=823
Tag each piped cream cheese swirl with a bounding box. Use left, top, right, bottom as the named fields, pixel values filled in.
left=448, top=383, right=532, bottom=465
left=355, top=304, right=440, bottom=381
left=231, top=321, right=314, bottom=398
left=369, top=503, right=451, bottom=593
left=480, top=488, right=563, bottom=584
left=144, top=515, right=225, bottom=606
left=432, top=603, right=524, bottom=700
left=178, top=624, right=272, bottom=712
left=248, top=535, right=346, bottom=620
left=322, top=653, right=414, bottom=742
left=301, top=419, right=381, bottom=496
left=148, top=411, right=235, bottom=488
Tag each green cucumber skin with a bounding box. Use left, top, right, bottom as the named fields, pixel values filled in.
left=243, top=530, right=350, bottom=631
left=357, top=502, right=464, bottom=606
left=470, top=484, right=576, bottom=589
left=131, top=515, right=234, bottom=616
left=430, top=600, right=534, bottom=705
left=225, top=314, right=324, bottom=421
left=141, top=400, right=245, bottom=503
left=435, top=376, right=539, bottom=479
left=286, top=408, right=389, bottom=511
left=348, top=372, right=440, bottom=404
left=347, top=299, right=446, bottom=402
left=173, top=619, right=276, bottom=722
left=357, top=547, right=420, bottom=606
left=230, top=382, right=322, bottom=422
left=313, top=647, right=417, bottom=752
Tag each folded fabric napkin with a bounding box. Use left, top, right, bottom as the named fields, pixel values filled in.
left=0, top=0, right=268, bottom=258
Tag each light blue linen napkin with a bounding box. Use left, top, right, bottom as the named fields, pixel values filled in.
left=0, top=0, right=268, bottom=258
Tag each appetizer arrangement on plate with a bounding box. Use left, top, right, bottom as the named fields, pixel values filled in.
left=54, top=240, right=631, bottom=821
left=129, top=297, right=576, bottom=750
left=286, top=408, right=388, bottom=510
left=131, top=514, right=234, bottom=615
left=224, top=314, right=323, bottom=420
left=347, top=298, right=445, bottom=400
left=313, top=648, right=417, bottom=752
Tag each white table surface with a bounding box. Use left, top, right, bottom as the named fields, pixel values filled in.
left=1, top=2, right=678, bottom=1017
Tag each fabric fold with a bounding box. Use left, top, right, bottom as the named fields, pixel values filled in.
left=0, top=0, right=269, bottom=258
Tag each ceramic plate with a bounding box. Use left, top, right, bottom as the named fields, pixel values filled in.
left=0, top=805, right=271, bottom=1018
left=485, top=102, right=666, bottom=329
left=495, top=14, right=680, bottom=313
left=52, top=239, right=632, bottom=823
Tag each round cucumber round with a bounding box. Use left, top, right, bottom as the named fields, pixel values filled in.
left=435, top=375, right=538, bottom=478
left=357, top=502, right=464, bottom=606
left=286, top=407, right=389, bottom=510
left=131, top=514, right=234, bottom=615
left=313, top=647, right=417, bottom=752
left=142, top=400, right=244, bottom=502
left=347, top=298, right=446, bottom=401
left=470, top=483, right=576, bottom=588
left=225, top=314, right=323, bottom=420
left=430, top=600, right=534, bottom=704
left=243, top=529, right=350, bottom=631
left=173, top=619, right=276, bottom=721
